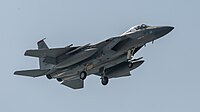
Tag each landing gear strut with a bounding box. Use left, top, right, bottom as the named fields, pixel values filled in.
left=100, top=67, right=109, bottom=86
left=80, top=71, right=87, bottom=80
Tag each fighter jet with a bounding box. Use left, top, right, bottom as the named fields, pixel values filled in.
left=14, top=24, right=174, bottom=89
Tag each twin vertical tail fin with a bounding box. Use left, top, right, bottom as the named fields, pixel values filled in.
left=37, top=38, right=48, bottom=49
left=37, top=38, right=53, bottom=70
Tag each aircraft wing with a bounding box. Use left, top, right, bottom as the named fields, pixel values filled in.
left=25, top=47, right=77, bottom=58
left=14, top=69, right=49, bottom=77
left=61, top=79, right=84, bottom=89
left=25, top=43, right=91, bottom=58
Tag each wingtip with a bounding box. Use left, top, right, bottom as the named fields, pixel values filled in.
left=24, top=50, right=27, bottom=56
left=24, top=50, right=31, bottom=56
left=14, top=71, right=19, bottom=75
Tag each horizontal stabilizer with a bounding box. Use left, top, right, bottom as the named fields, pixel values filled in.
left=61, top=79, right=84, bottom=89
left=14, top=69, right=49, bottom=77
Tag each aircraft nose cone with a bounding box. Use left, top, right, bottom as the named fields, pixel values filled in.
left=154, top=26, right=174, bottom=38
left=162, top=26, right=174, bottom=34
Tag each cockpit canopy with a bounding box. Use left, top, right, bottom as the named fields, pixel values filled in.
left=123, top=24, right=150, bottom=35
left=134, top=24, right=149, bottom=30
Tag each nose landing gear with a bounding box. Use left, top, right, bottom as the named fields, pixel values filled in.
left=99, top=67, right=109, bottom=86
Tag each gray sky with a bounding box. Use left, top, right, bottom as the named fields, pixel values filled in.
left=0, top=0, right=199, bottom=112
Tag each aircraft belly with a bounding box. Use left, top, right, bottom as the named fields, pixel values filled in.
left=55, top=48, right=97, bottom=69
left=52, top=71, right=77, bottom=78
left=92, top=54, right=127, bottom=72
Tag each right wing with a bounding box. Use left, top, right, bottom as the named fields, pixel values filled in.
left=25, top=43, right=90, bottom=58
left=25, top=43, right=91, bottom=65
left=14, top=69, right=49, bottom=77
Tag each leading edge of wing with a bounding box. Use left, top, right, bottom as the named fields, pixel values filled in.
left=24, top=47, right=70, bottom=58
left=14, top=69, right=49, bottom=77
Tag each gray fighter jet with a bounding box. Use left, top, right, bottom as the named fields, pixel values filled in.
left=14, top=24, right=174, bottom=89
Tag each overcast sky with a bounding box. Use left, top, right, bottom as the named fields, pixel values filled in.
left=0, top=0, right=199, bottom=112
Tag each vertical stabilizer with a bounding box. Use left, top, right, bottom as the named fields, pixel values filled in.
left=37, top=38, right=48, bottom=49
left=37, top=38, right=53, bottom=69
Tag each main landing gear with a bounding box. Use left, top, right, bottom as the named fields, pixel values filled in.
left=46, top=74, right=52, bottom=79
left=56, top=78, right=63, bottom=82
left=80, top=71, right=87, bottom=80
left=79, top=68, right=109, bottom=86
left=101, top=76, right=109, bottom=85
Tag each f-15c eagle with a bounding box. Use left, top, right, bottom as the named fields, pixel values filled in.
left=14, top=24, right=174, bottom=89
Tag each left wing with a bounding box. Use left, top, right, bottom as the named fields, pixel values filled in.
left=14, top=69, right=49, bottom=77
left=59, top=74, right=84, bottom=89
left=61, top=79, right=84, bottom=89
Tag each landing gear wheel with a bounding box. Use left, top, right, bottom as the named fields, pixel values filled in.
left=80, top=71, right=87, bottom=80
left=57, top=78, right=63, bottom=82
left=101, top=76, right=109, bottom=85
left=46, top=74, right=52, bottom=79
left=128, top=62, right=133, bottom=68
